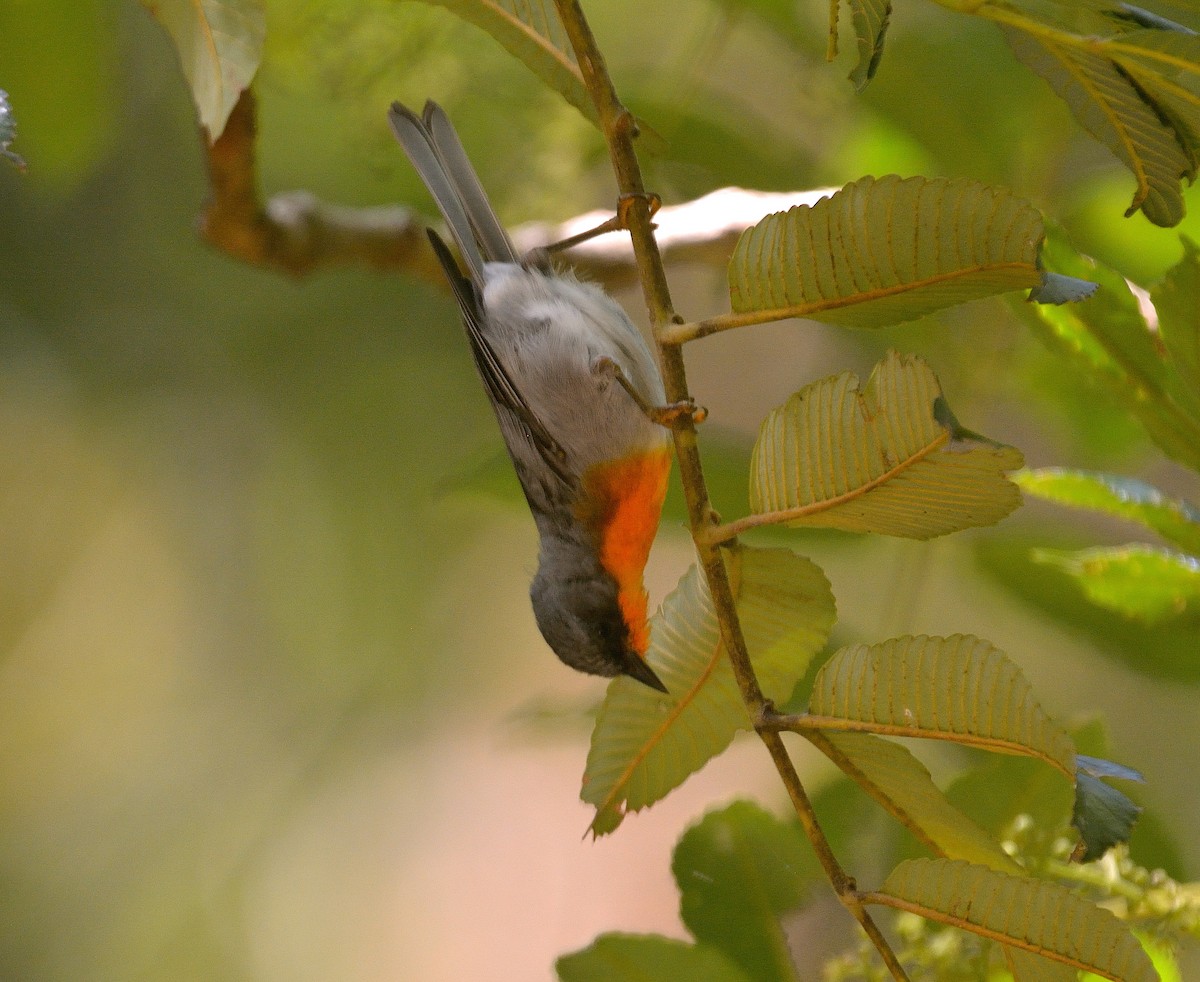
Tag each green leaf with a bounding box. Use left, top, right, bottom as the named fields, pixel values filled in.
left=0, top=89, right=24, bottom=171
left=727, top=175, right=1047, bottom=329
left=1151, top=237, right=1200, bottom=412
left=1031, top=544, right=1200, bottom=623
left=673, top=802, right=815, bottom=982
left=1019, top=234, right=1200, bottom=470
left=1017, top=468, right=1200, bottom=553
left=417, top=0, right=600, bottom=131
left=1005, top=948, right=1079, bottom=982
left=1074, top=771, right=1143, bottom=861
left=583, top=546, right=835, bottom=835
left=1003, top=24, right=1192, bottom=226
left=808, top=730, right=1022, bottom=873
left=872, top=858, right=1159, bottom=981
left=749, top=351, right=1023, bottom=538
left=141, top=0, right=265, bottom=137
left=848, top=0, right=891, bottom=90
left=557, top=934, right=751, bottom=982
left=807, top=634, right=1077, bottom=773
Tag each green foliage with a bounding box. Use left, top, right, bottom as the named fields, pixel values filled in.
left=557, top=933, right=751, bottom=982
left=0, top=90, right=24, bottom=171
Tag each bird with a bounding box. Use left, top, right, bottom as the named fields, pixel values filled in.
left=388, top=100, right=673, bottom=693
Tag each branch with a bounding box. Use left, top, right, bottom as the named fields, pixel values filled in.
left=550, top=2, right=910, bottom=979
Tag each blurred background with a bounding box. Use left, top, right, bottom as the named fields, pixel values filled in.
left=1, top=1, right=1198, bottom=979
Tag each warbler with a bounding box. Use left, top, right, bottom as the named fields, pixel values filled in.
left=389, top=100, right=673, bottom=693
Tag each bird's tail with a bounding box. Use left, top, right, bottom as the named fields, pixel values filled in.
left=387, top=101, right=518, bottom=283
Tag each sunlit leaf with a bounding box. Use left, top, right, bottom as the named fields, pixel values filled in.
left=1018, top=468, right=1200, bottom=553
left=807, top=634, right=1077, bottom=773
left=418, top=0, right=599, bottom=129
left=674, top=802, right=817, bottom=982
left=0, top=89, right=25, bottom=171
left=749, top=352, right=1023, bottom=538
left=872, top=859, right=1159, bottom=981
left=728, top=175, right=1048, bottom=328
left=1032, top=545, right=1200, bottom=623
left=808, top=730, right=1021, bottom=873
left=847, top=0, right=891, bottom=90
left=557, top=934, right=751, bottom=982
left=583, top=546, right=835, bottom=835
left=141, top=0, right=265, bottom=137
left=1003, top=25, right=1192, bottom=226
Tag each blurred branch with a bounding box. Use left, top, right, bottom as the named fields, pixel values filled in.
left=199, top=88, right=830, bottom=289
left=200, top=88, right=438, bottom=280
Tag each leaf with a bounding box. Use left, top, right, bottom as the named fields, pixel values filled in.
left=727, top=175, right=1048, bottom=329
left=871, top=858, right=1159, bottom=981
left=848, top=0, right=891, bottom=90
left=1074, top=772, right=1143, bottom=861
left=1006, top=947, right=1079, bottom=982
left=808, top=730, right=1022, bottom=873
left=557, top=934, right=751, bottom=982
left=141, top=0, right=264, bottom=137
left=1017, top=468, right=1200, bottom=553
left=807, top=634, right=1077, bottom=773
left=1031, top=545, right=1200, bottom=623
left=0, top=89, right=25, bottom=171
left=1151, top=237, right=1200, bottom=411
left=583, top=546, right=835, bottom=835
left=1019, top=234, right=1200, bottom=471
left=1003, top=25, right=1192, bottom=226
left=1028, top=272, right=1100, bottom=304
left=673, top=802, right=816, bottom=982
left=749, top=351, right=1023, bottom=538
left=418, top=0, right=600, bottom=131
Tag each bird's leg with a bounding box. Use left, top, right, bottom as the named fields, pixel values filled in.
left=591, top=356, right=706, bottom=428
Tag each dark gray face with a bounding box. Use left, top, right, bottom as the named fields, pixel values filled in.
left=528, top=530, right=668, bottom=693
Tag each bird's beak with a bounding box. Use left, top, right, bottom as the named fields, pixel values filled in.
left=622, top=655, right=669, bottom=694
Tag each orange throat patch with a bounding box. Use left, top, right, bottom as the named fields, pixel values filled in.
left=576, top=447, right=672, bottom=658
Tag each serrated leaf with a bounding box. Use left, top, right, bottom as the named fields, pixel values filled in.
left=727, top=175, right=1046, bottom=328
left=1077, top=754, right=1144, bottom=783
left=141, top=0, right=265, bottom=137
left=808, top=730, right=1021, bottom=873
left=674, top=802, right=816, bottom=982
left=848, top=0, right=891, bottom=90
left=1032, top=545, right=1200, bottom=623
left=1006, top=947, right=1079, bottom=982
left=418, top=0, right=600, bottom=131
left=1074, top=771, right=1143, bottom=860
left=1028, top=271, right=1100, bottom=304
left=749, top=351, right=1023, bottom=538
left=872, top=858, right=1159, bottom=981
left=583, top=546, right=835, bottom=835
left=556, top=934, right=751, bottom=982
left=0, top=89, right=25, bottom=171
left=1019, top=234, right=1200, bottom=470
left=1017, top=468, right=1200, bottom=553
left=1004, top=25, right=1191, bottom=226
left=807, top=634, right=1077, bottom=773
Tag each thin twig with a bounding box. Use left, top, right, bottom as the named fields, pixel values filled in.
left=550, top=2, right=911, bottom=980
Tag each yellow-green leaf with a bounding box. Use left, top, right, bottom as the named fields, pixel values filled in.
left=141, top=0, right=264, bottom=137
left=1006, top=947, right=1078, bottom=982
left=1004, top=26, right=1191, bottom=226
left=728, top=175, right=1044, bottom=328
left=583, top=546, right=835, bottom=835
left=847, top=0, right=891, bottom=90
left=871, top=858, right=1159, bottom=981
left=808, top=730, right=1021, bottom=873
left=807, top=634, right=1077, bottom=773
left=749, top=351, right=1023, bottom=538
left=417, top=0, right=599, bottom=130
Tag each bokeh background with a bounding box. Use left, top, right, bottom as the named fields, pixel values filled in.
left=1, top=1, right=1198, bottom=979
